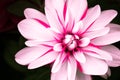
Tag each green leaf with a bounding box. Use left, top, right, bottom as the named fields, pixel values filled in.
left=7, top=1, right=38, bottom=16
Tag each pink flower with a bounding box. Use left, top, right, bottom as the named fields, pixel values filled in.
left=15, top=0, right=120, bottom=80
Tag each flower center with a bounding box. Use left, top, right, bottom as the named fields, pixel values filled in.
left=63, top=34, right=79, bottom=51
left=53, top=34, right=90, bottom=53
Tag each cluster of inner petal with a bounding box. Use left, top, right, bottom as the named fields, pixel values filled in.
left=53, top=33, right=90, bottom=54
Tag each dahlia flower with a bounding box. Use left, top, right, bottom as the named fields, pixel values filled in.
left=15, top=0, right=120, bottom=80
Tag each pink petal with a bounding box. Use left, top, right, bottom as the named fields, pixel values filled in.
left=52, top=53, right=66, bottom=73
left=28, top=51, right=59, bottom=69
left=107, top=23, right=120, bottom=32
left=67, top=0, right=87, bottom=22
left=51, top=62, right=68, bottom=80
left=81, top=5, right=101, bottom=33
left=72, top=21, right=83, bottom=33
left=15, top=45, right=51, bottom=65
left=45, top=0, right=65, bottom=24
left=75, top=70, right=92, bottom=80
left=53, top=43, right=63, bottom=52
left=25, top=40, right=57, bottom=47
left=91, top=24, right=120, bottom=45
left=24, top=8, right=50, bottom=28
left=65, top=10, right=74, bottom=32
left=84, top=51, right=107, bottom=60
left=67, top=56, right=77, bottom=80
left=24, top=8, right=48, bottom=22
left=88, top=10, right=118, bottom=31
left=18, top=19, right=55, bottom=41
left=83, top=27, right=110, bottom=39
left=101, top=45, right=120, bottom=67
left=83, top=46, right=112, bottom=61
left=100, top=68, right=111, bottom=79
left=81, top=55, right=108, bottom=75
left=45, top=7, right=64, bottom=33
left=79, top=37, right=90, bottom=47
left=74, top=51, right=86, bottom=63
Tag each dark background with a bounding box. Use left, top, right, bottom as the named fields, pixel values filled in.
left=0, top=0, right=120, bottom=80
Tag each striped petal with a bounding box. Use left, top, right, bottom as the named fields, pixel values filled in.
left=28, top=51, right=59, bottom=69
left=15, top=45, right=51, bottom=65
left=18, top=19, right=55, bottom=41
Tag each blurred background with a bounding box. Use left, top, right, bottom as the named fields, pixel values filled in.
left=0, top=0, right=120, bottom=80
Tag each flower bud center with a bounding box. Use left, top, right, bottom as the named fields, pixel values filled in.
left=63, top=34, right=79, bottom=51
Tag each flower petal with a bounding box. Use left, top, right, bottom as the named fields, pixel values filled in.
left=79, top=37, right=90, bottom=47
left=45, top=0, right=65, bottom=24
left=45, top=0, right=65, bottom=33
left=91, top=24, right=120, bottom=45
left=24, top=8, right=47, bottom=21
left=75, top=70, right=92, bottom=80
left=67, top=56, right=77, bottom=80
left=81, top=5, right=101, bottom=33
left=74, top=51, right=86, bottom=63
left=15, top=45, right=51, bottom=65
left=18, top=19, right=55, bottom=41
left=107, top=23, right=120, bottom=32
left=84, top=51, right=106, bottom=60
left=81, top=55, right=108, bottom=75
left=83, top=27, right=110, bottom=39
left=83, top=46, right=112, bottom=61
left=101, top=45, right=120, bottom=67
left=51, top=62, right=68, bottom=80
left=53, top=43, right=63, bottom=52
left=65, top=10, right=74, bottom=32
left=67, top=0, right=87, bottom=22
left=100, top=68, right=111, bottom=79
left=52, top=53, right=66, bottom=73
left=88, top=10, right=118, bottom=31
left=72, top=21, right=83, bottom=33
left=24, top=8, right=50, bottom=28
left=25, top=40, right=57, bottom=47
left=28, top=51, right=59, bottom=69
